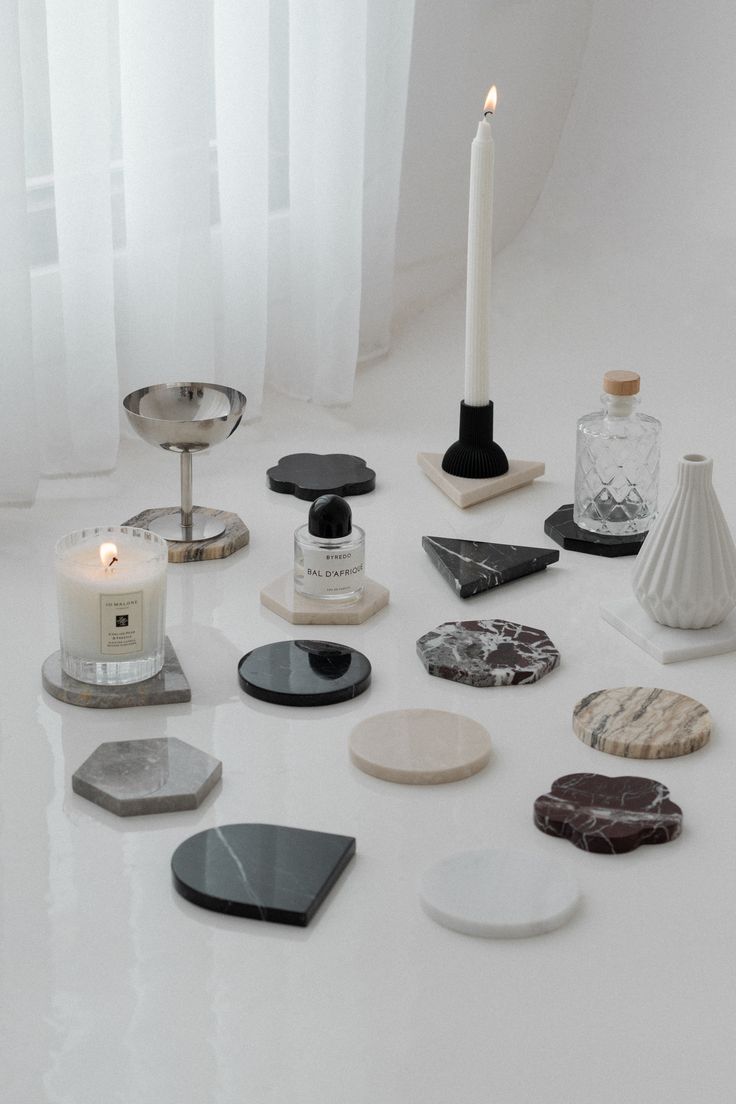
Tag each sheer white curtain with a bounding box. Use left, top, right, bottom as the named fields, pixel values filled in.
left=1, top=0, right=414, bottom=504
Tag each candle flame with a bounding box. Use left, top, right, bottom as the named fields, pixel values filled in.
left=99, top=541, right=118, bottom=568
left=484, top=85, right=498, bottom=115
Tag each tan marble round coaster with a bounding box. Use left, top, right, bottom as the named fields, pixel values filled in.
left=350, top=709, right=491, bottom=784
left=573, top=686, right=711, bottom=759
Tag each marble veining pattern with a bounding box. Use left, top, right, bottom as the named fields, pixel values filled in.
left=123, top=507, right=249, bottom=562
left=423, top=536, right=558, bottom=597
left=534, top=773, right=683, bottom=853
left=417, top=619, right=560, bottom=687
left=171, top=823, right=356, bottom=926
left=42, top=636, right=191, bottom=708
left=72, top=737, right=222, bottom=816
left=573, top=686, right=711, bottom=758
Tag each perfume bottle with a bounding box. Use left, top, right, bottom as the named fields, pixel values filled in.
left=294, top=495, right=365, bottom=601
left=574, top=371, right=661, bottom=535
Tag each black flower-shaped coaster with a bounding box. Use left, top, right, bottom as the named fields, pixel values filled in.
left=534, top=773, right=683, bottom=853
left=267, top=453, right=376, bottom=500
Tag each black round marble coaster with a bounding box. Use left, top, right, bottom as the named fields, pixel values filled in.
left=544, top=504, right=646, bottom=557
left=172, top=823, right=356, bottom=926
left=238, top=639, right=371, bottom=706
left=266, top=453, right=376, bottom=500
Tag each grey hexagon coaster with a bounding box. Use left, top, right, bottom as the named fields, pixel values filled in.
left=122, top=507, right=249, bottom=562
left=417, top=619, right=560, bottom=687
left=42, top=636, right=191, bottom=709
left=72, top=737, right=221, bottom=816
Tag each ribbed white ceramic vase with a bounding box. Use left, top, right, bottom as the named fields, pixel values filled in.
left=633, top=454, right=736, bottom=629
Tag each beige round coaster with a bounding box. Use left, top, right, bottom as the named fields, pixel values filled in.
left=573, top=686, right=711, bottom=759
left=350, top=709, right=491, bottom=784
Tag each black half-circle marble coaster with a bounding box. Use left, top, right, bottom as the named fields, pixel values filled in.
left=172, top=823, right=355, bottom=926
left=72, top=737, right=221, bottom=817
left=544, top=504, right=646, bottom=557
left=573, top=686, right=711, bottom=759
left=267, top=453, right=375, bottom=500
left=534, top=773, right=683, bottom=854
left=417, top=619, right=559, bottom=687
left=423, top=536, right=559, bottom=598
left=238, top=639, right=371, bottom=706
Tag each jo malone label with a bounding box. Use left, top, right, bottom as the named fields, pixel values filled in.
left=300, top=547, right=364, bottom=596
left=100, top=592, right=144, bottom=655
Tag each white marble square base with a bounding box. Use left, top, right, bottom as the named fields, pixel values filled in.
left=600, top=597, right=736, bottom=663
left=260, top=572, right=389, bottom=625
left=416, top=454, right=545, bottom=508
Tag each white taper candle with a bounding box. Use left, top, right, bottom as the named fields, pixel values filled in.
left=464, top=87, right=496, bottom=407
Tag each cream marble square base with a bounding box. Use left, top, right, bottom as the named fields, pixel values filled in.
left=417, top=454, right=545, bottom=508
left=260, top=572, right=389, bottom=625
left=600, top=597, right=736, bottom=664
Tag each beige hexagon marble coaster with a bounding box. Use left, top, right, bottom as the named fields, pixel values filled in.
left=573, top=686, right=712, bottom=759
left=260, top=572, right=389, bottom=625
left=350, top=708, right=491, bottom=784
left=123, top=507, right=249, bottom=563
left=417, top=454, right=545, bottom=508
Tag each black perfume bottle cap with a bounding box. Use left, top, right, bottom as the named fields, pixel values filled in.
left=308, top=495, right=352, bottom=538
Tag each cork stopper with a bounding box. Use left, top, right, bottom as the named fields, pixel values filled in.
left=603, top=370, right=640, bottom=396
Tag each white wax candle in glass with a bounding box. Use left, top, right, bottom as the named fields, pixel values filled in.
left=55, top=526, right=168, bottom=685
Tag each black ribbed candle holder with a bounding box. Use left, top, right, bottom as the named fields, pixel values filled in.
left=441, top=401, right=509, bottom=479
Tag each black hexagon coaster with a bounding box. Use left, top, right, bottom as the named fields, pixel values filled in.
left=416, top=619, right=560, bottom=687
left=544, top=504, right=646, bottom=557
left=238, top=640, right=371, bottom=706
left=534, top=773, right=683, bottom=854
left=266, top=453, right=375, bottom=500
left=422, top=536, right=559, bottom=598
left=72, top=737, right=221, bottom=816
left=172, top=823, right=356, bottom=926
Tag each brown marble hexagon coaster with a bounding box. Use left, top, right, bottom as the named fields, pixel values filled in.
left=260, top=572, right=389, bottom=625
left=534, top=773, right=683, bottom=853
left=417, top=454, right=544, bottom=508
left=573, top=686, right=711, bottom=759
left=42, top=636, right=190, bottom=708
left=350, top=709, right=491, bottom=784
left=122, top=506, right=248, bottom=562
left=417, top=619, right=560, bottom=687
left=72, top=736, right=221, bottom=816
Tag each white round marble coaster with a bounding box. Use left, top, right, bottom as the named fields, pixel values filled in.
left=420, top=849, right=580, bottom=938
left=350, top=709, right=491, bottom=784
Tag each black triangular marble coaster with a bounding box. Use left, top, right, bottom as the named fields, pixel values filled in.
left=544, top=504, right=646, bottom=557
left=172, top=823, right=355, bottom=926
left=267, top=453, right=375, bottom=500
left=422, top=536, right=559, bottom=598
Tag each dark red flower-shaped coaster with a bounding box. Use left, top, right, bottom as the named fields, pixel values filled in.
left=534, top=773, right=682, bottom=854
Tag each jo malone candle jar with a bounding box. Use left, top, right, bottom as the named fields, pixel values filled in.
left=55, top=526, right=168, bottom=685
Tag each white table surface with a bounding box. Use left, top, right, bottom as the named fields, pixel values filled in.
left=2, top=289, right=734, bottom=1104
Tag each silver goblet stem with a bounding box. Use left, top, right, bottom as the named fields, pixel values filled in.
left=180, top=451, right=193, bottom=534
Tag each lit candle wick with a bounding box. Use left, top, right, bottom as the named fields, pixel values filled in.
left=99, top=542, right=119, bottom=570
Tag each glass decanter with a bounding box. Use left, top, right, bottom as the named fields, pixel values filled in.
left=574, top=371, right=661, bottom=535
